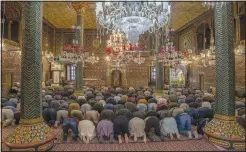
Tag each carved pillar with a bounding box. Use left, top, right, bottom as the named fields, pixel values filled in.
left=155, top=33, right=163, bottom=91
left=5, top=2, right=54, bottom=151
left=204, top=2, right=245, bottom=150
left=72, top=2, right=88, bottom=89
left=234, top=3, right=240, bottom=46
left=8, top=20, right=12, bottom=40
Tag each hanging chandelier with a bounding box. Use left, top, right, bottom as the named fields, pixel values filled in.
left=84, top=52, right=100, bottom=65
left=96, top=1, right=170, bottom=44
left=106, top=29, right=146, bottom=65
left=158, top=40, right=180, bottom=66
left=60, top=24, right=86, bottom=64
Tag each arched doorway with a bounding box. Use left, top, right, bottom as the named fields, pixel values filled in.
left=175, top=64, right=188, bottom=87
left=111, top=70, right=122, bottom=87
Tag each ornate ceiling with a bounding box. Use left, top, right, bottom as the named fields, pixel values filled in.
left=43, top=2, right=96, bottom=29
left=169, top=2, right=207, bottom=30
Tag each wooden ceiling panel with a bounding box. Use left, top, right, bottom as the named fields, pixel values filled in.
left=170, top=2, right=207, bottom=30
left=43, top=2, right=96, bottom=29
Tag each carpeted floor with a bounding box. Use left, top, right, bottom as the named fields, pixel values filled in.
left=52, top=139, right=220, bottom=151
left=2, top=126, right=221, bottom=151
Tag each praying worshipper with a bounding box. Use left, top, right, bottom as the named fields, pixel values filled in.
left=92, top=102, right=104, bottom=113
left=106, top=97, right=117, bottom=105
left=159, top=110, right=181, bottom=140
left=69, top=103, right=80, bottom=114
left=104, top=103, right=114, bottom=111
left=137, top=101, right=148, bottom=113
left=116, top=108, right=132, bottom=121
left=98, top=100, right=106, bottom=107
left=43, top=107, right=57, bottom=127
left=114, top=100, right=125, bottom=113
left=97, top=119, right=114, bottom=143
left=85, top=110, right=100, bottom=124
left=128, top=112, right=147, bottom=143
left=113, top=115, right=130, bottom=144
left=174, top=112, right=198, bottom=139
left=78, top=120, right=96, bottom=144
left=197, top=102, right=213, bottom=121
left=3, top=98, right=18, bottom=108
left=54, top=103, right=69, bottom=128
left=81, top=103, right=92, bottom=118
left=147, top=102, right=157, bottom=112
left=71, top=110, right=83, bottom=121
left=125, top=102, right=137, bottom=113
left=50, top=99, right=61, bottom=111
left=100, top=109, right=115, bottom=121
left=2, top=108, right=14, bottom=127
left=185, top=104, right=199, bottom=126
left=63, top=116, right=79, bottom=142
left=144, top=116, right=161, bottom=141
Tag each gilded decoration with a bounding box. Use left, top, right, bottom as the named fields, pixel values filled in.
left=6, top=122, right=53, bottom=144
left=19, top=117, right=44, bottom=125
left=43, top=2, right=76, bottom=29
left=214, top=114, right=236, bottom=121
left=72, top=2, right=89, bottom=14
left=204, top=118, right=245, bottom=141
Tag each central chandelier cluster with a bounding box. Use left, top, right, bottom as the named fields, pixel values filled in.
left=96, top=1, right=170, bottom=44
left=105, top=29, right=146, bottom=65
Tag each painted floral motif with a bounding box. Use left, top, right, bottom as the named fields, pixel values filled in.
left=6, top=122, right=53, bottom=144
left=204, top=118, right=245, bottom=139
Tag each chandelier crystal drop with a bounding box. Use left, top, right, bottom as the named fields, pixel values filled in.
left=96, top=1, right=170, bottom=44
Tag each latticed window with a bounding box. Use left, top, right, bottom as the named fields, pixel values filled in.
left=150, top=66, right=156, bottom=82
left=67, top=64, right=76, bottom=81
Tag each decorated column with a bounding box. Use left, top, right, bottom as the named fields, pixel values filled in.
left=75, top=14, right=83, bottom=89
left=155, top=32, right=163, bottom=91
left=72, top=3, right=88, bottom=89
left=5, top=2, right=54, bottom=151
left=204, top=2, right=245, bottom=150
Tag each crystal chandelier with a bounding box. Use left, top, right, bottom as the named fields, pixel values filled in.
left=158, top=40, right=180, bottom=66
left=84, top=52, right=100, bottom=65
left=60, top=24, right=85, bottom=64
left=61, top=43, right=85, bottom=64
left=106, top=29, right=146, bottom=65
left=96, top=1, right=170, bottom=44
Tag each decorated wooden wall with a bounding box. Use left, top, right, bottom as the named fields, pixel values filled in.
left=82, top=29, right=154, bottom=87
left=176, top=3, right=245, bottom=90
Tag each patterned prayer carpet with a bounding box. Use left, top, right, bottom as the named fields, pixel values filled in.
left=52, top=139, right=220, bottom=151
left=1, top=126, right=220, bottom=151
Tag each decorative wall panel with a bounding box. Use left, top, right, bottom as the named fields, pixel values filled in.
left=1, top=51, right=21, bottom=95
left=83, top=29, right=154, bottom=87
left=178, top=29, right=194, bottom=52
